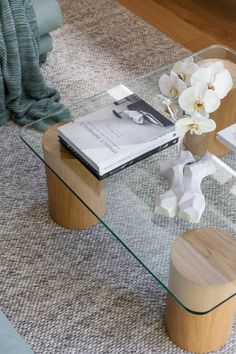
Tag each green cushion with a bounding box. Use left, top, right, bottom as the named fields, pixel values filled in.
left=31, top=0, right=62, bottom=37
left=0, top=311, right=33, bottom=354
left=39, top=34, right=53, bottom=55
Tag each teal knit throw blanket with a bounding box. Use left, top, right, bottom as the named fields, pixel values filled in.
left=0, top=0, right=70, bottom=125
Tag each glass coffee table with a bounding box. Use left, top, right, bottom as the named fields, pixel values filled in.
left=21, top=45, right=236, bottom=353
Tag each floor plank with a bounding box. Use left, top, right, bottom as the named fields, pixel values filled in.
left=118, top=0, right=236, bottom=51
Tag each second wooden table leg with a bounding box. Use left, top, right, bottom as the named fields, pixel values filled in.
left=166, top=227, right=236, bottom=353
left=45, top=166, right=101, bottom=229
left=166, top=295, right=236, bottom=353
left=42, top=122, right=106, bottom=230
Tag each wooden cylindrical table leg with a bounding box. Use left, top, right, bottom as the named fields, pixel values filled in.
left=45, top=167, right=100, bottom=229
left=166, top=295, right=236, bottom=353
left=42, top=122, right=106, bottom=229
left=166, top=228, right=236, bottom=353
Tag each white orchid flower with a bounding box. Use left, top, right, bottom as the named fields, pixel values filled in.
left=175, top=116, right=216, bottom=141
left=172, top=57, right=199, bottom=84
left=191, top=61, right=233, bottom=99
left=156, top=95, right=179, bottom=121
left=178, top=81, right=220, bottom=119
left=159, top=71, right=187, bottom=99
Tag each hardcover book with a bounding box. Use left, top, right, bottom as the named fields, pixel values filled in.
left=58, top=86, right=178, bottom=179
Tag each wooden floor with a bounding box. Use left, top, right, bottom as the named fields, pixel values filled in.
left=118, top=0, right=236, bottom=51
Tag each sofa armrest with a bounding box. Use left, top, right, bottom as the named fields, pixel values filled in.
left=31, top=0, right=62, bottom=37
left=39, top=34, right=53, bottom=55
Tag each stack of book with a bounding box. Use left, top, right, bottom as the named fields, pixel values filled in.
left=58, top=85, right=178, bottom=179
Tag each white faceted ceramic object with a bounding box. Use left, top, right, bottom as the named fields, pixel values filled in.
left=155, top=150, right=195, bottom=217
left=178, top=159, right=216, bottom=223
left=155, top=152, right=216, bottom=223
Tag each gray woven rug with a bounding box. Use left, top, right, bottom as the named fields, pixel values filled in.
left=0, top=0, right=235, bottom=353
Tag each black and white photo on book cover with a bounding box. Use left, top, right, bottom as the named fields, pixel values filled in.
left=58, top=88, right=177, bottom=177
left=112, top=93, right=173, bottom=128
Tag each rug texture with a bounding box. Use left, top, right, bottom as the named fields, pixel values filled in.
left=0, top=0, right=235, bottom=353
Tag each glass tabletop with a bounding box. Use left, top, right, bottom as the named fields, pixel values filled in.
left=21, top=45, right=236, bottom=314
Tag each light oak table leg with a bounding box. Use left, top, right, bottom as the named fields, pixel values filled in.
left=45, top=166, right=100, bottom=229
left=166, top=295, right=236, bottom=353
left=42, top=122, right=106, bottom=229
left=165, top=228, right=236, bottom=353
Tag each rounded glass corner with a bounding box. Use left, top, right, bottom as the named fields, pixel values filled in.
left=192, top=44, right=236, bottom=64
